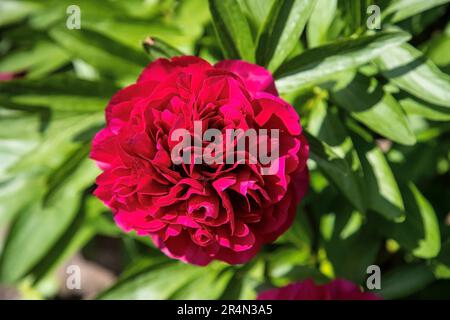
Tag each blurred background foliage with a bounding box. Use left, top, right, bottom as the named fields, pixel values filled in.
left=0, top=0, right=449, bottom=300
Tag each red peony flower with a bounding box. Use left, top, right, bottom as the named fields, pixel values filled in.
left=90, top=56, right=309, bottom=265
left=257, top=279, right=381, bottom=300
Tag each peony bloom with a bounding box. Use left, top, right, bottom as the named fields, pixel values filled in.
left=257, top=279, right=381, bottom=300
left=91, top=56, right=309, bottom=265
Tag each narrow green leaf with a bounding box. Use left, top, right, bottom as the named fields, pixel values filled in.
left=397, top=93, right=450, bottom=121
left=82, top=19, right=193, bottom=53
left=383, top=0, right=450, bottom=23
left=0, top=175, right=40, bottom=228
left=269, top=247, right=316, bottom=280
left=365, top=148, right=405, bottom=221
left=275, top=31, right=411, bottom=93
left=0, top=107, right=41, bottom=174
left=332, top=73, right=416, bottom=145
left=350, top=129, right=405, bottom=222
left=376, top=43, right=450, bottom=108
left=425, top=33, right=450, bottom=70
left=209, top=0, right=255, bottom=62
left=285, top=208, right=314, bottom=248
left=391, top=183, right=441, bottom=259
left=237, top=0, right=274, bottom=30
left=99, top=262, right=230, bottom=299
left=0, top=74, right=116, bottom=112
left=340, top=0, right=364, bottom=34
left=433, top=240, right=450, bottom=279
left=0, top=0, right=41, bottom=27
left=375, top=263, right=435, bottom=299
left=306, top=0, right=337, bottom=47
left=321, top=205, right=380, bottom=283
left=169, top=268, right=234, bottom=299
left=7, top=112, right=103, bottom=175
left=31, top=196, right=105, bottom=284
left=305, top=131, right=348, bottom=173
left=0, top=41, right=70, bottom=79
left=44, top=143, right=91, bottom=206
left=305, top=130, right=366, bottom=213
left=49, top=27, right=149, bottom=84
left=0, top=159, right=98, bottom=283
left=256, top=0, right=317, bottom=72
left=0, top=108, right=103, bottom=261
left=175, top=0, right=212, bottom=39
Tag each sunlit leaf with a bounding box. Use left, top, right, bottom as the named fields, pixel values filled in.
left=306, top=0, right=337, bottom=47
left=99, top=262, right=232, bottom=299
left=383, top=0, right=450, bottom=23
left=375, top=263, right=435, bottom=299
left=275, top=31, right=410, bottom=92
left=256, top=0, right=317, bottom=72
left=332, top=73, right=416, bottom=145
left=391, top=183, right=441, bottom=258
left=376, top=43, right=450, bottom=108
left=209, top=0, right=255, bottom=61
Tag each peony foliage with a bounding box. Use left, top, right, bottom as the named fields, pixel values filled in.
left=0, top=0, right=449, bottom=300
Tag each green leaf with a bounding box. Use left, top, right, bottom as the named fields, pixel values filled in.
left=424, top=33, right=450, bottom=70
left=169, top=267, right=234, bottom=299
left=433, top=240, right=450, bottom=279
left=391, top=183, right=441, bottom=259
left=305, top=130, right=366, bottom=212
left=309, top=100, right=405, bottom=221
left=7, top=112, right=103, bottom=176
left=305, top=133, right=346, bottom=173
left=142, top=37, right=184, bottom=60
left=256, top=0, right=317, bottom=72
left=237, top=0, right=274, bottom=30
left=0, top=74, right=117, bottom=112
left=0, top=110, right=103, bottom=267
left=0, top=41, right=70, bottom=79
left=209, top=0, right=255, bottom=62
left=49, top=27, right=149, bottom=84
left=332, top=73, right=416, bottom=145
left=219, top=267, right=247, bottom=299
left=375, top=263, right=435, bottom=299
left=306, top=0, right=337, bottom=47
left=0, top=107, right=42, bottom=174
left=320, top=204, right=380, bottom=283
left=375, top=43, right=450, bottom=108
left=284, top=207, right=314, bottom=248
left=365, top=148, right=405, bottom=220
left=432, top=264, right=450, bottom=279
left=82, top=19, right=193, bottom=53
left=31, top=196, right=105, bottom=284
left=397, top=93, right=450, bottom=121
left=0, top=0, right=41, bottom=27
left=269, top=246, right=317, bottom=281
left=339, top=0, right=366, bottom=34
left=44, top=143, right=91, bottom=205
left=99, top=262, right=231, bottom=299
left=175, top=0, right=212, bottom=40
left=0, top=158, right=98, bottom=283
left=0, top=175, right=40, bottom=230
left=350, top=128, right=405, bottom=222
left=383, top=0, right=450, bottom=23
left=275, top=31, right=411, bottom=93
